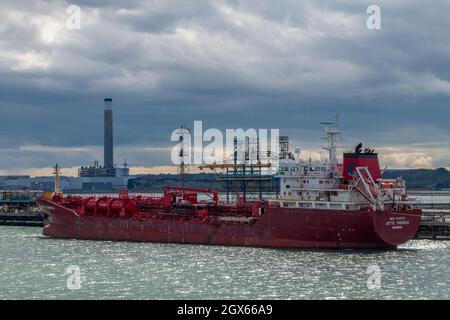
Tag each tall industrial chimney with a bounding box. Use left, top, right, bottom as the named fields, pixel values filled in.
left=104, top=98, right=113, bottom=168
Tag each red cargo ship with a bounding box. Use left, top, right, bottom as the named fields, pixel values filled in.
left=37, top=123, right=421, bottom=249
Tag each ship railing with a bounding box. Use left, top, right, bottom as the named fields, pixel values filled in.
left=274, top=198, right=374, bottom=210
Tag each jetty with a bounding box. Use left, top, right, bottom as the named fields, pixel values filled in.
left=0, top=191, right=43, bottom=227
left=410, top=191, right=450, bottom=239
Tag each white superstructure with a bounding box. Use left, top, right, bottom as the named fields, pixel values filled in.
left=276, top=121, right=412, bottom=211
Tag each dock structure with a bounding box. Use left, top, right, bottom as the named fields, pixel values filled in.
left=408, top=191, right=450, bottom=239
left=409, top=190, right=450, bottom=196
left=414, top=209, right=450, bottom=240
left=414, top=203, right=450, bottom=209
left=411, top=197, right=450, bottom=239
left=0, top=211, right=43, bottom=227
left=0, top=191, right=43, bottom=227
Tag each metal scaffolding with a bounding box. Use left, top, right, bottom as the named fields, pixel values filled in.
left=199, top=137, right=278, bottom=203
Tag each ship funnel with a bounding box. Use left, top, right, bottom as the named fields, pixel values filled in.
left=343, top=145, right=381, bottom=182
left=104, top=98, right=113, bottom=168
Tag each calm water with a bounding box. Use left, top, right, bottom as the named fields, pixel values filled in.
left=0, top=226, right=449, bottom=300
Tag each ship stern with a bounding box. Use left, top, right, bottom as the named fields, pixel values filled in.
left=372, top=209, right=422, bottom=246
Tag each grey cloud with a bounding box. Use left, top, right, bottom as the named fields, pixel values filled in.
left=0, top=0, right=450, bottom=172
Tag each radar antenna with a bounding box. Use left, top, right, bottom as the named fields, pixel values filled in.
left=320, top=115, right=341, bottom=165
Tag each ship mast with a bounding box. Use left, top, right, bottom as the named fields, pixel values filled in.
left=321, top=114, right=340, bottom=165
left=53, top=163, right=61, bottom=195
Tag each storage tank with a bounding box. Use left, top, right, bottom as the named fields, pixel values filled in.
left=84, top=198, right=97, bottom=214
left=96, top=198, right=110, bottom=214
left=109, top=199, right=124, bottom=216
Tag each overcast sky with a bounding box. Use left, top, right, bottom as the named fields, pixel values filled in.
left=1, top=0, right=450, bottom=176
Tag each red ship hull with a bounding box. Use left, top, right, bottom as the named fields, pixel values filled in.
left=37, top=199, right=421, bottom=249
